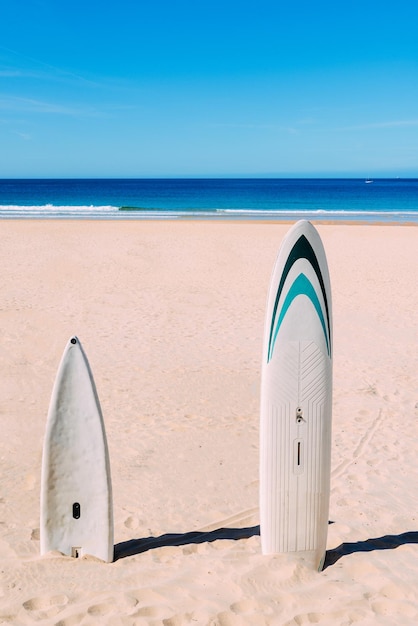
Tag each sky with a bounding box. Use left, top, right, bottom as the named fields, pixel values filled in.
left=1, top=0, right=418, bottom=177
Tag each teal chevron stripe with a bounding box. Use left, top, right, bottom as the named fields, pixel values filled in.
left=268, top=272, right=330, bottom=361
left=267, top=234, right=332, bottom=359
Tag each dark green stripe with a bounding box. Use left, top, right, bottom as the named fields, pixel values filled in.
left=267, top=234, right=331, bottom=360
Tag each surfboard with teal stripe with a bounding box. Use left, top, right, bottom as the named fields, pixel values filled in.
left=260, top=220, right=332, bottom=571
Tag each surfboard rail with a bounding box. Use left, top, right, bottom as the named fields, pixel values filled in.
left=260, top=221, right=332, bottom=570
left=40, top=336, right=114, bottom=562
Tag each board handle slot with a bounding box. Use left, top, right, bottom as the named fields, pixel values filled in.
left=293, top=439, right=304, bottom=474
left=72, top=502, right=81, bottom=519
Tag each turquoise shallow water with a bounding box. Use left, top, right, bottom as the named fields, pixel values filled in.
left=0, top=178, right=417, bottom=221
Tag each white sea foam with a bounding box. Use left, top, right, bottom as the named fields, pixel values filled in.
left=0, top=205, right=417, bottom=222
left=216, top=208, right=418, bottom=221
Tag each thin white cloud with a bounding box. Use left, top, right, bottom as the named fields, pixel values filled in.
left=13, top=130, right=31, bottom=140
left=0, top=70, right=23, bottom=77
left=210, top=122, right=300, bottom=134
left=339, top=120, right=418, bottom=131
left=0, top=95, right=105, bottom=117
left=0, top=45, right=99, bottom=87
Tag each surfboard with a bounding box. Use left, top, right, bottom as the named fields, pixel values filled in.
left=259, top=220, right=332, bottom=570
left=40, top=336, right=114, bottom=562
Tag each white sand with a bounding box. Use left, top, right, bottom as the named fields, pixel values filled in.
left=0, top=220, right=417, bottom=625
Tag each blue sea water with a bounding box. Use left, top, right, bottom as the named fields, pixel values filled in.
left=0, top=178, right=418, bottom=222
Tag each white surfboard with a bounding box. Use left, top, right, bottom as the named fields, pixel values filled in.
left=40, top=336, right=113, bottom=562
left=260, top=221, right=332, bottom=570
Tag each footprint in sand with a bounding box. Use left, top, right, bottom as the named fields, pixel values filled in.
left=216, top=611, right=246, bottom=625
left=86, top=596, right=138, bottom=620
left=87, top=602, right=114, bottom=616
left=133, top=605, right=168, bottom=619
left=22, top=593, right=69, bottom=619
left=163, top=616, right=189, bottom=626
left=230, top=599, right=259, bottom=614
left=55, top=614, right=86, bottom=626
left=286, top=613, right=325, bottom=625
left=124, top=515, right=141, bottom=530
left=371, top=598, right=416, bottom=619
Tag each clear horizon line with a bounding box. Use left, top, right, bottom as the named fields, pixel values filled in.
left=1, top=174, right=417, bottom=180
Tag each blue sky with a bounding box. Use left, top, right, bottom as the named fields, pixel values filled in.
left=1, top=0, right=418, bottom=177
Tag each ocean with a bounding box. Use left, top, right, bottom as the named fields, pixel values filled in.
left=0, top=178, right=418, bottom=222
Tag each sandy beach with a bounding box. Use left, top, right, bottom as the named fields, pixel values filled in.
left=0, top=219, right=417, bottom=625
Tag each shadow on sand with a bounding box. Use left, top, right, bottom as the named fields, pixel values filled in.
left=114, top=526, right=260, bottom=561
left=323, top=531, right=418, bottom=570
left=114, top=526, right=418, bottom=569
